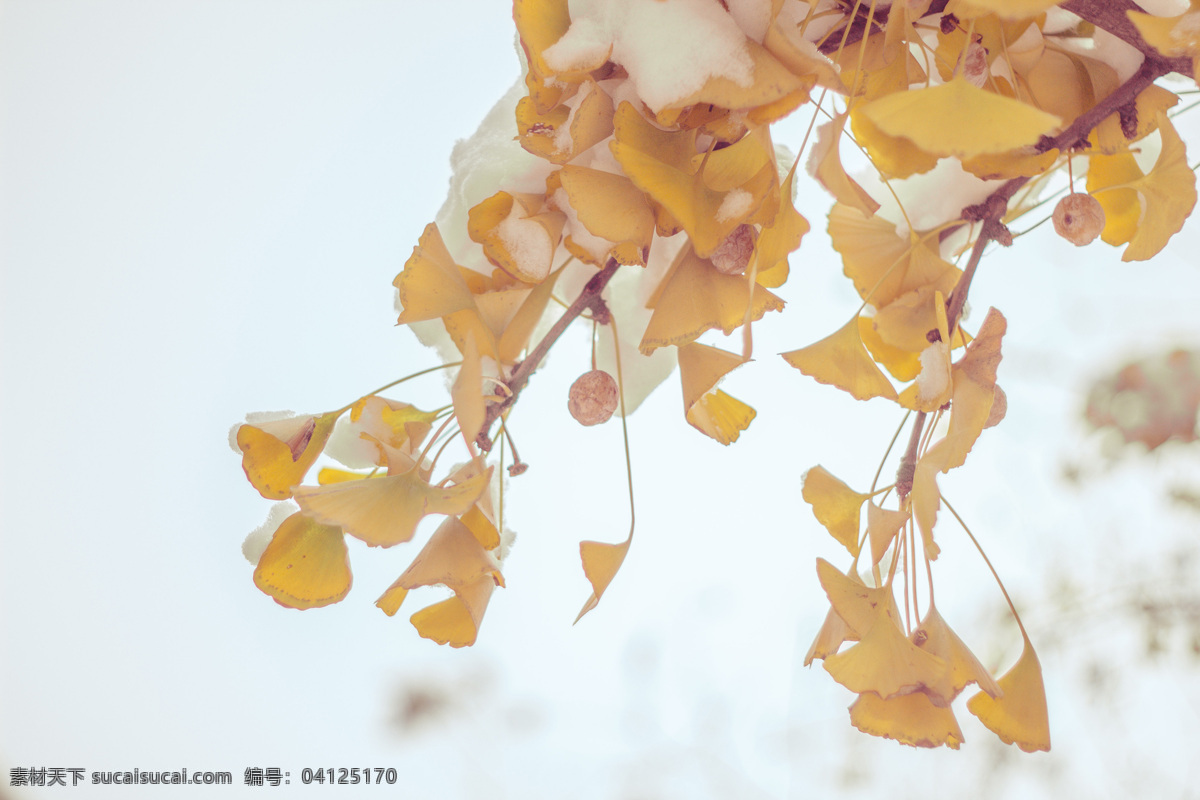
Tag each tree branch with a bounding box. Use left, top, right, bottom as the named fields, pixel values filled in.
left=475, top=258, right=620, bottom=451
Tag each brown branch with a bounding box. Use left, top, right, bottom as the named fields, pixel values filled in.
left=1061, top=0, right=1195, bottom=78
left=475, top=258, right=620, bottom=451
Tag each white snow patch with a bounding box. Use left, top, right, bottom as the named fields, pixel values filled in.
left=498, top=202, right=553, bottom=280
left=916, top=341, right=951, bottom=406
left=551, top=0, right=755, bottom=113
left=727, top=0, right=773, bottom=42
left=243, top=502, right=297, bottom=565
left=716, top=188, right=754, bottom=223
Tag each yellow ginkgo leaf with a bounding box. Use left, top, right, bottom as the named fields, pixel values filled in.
left=967, top=636, right=1051, bottom=752
left=811, top=114, right=882, bottom=215
left=867, top=501, right=909, bottom=566
left=253, top=512, right=351, bottom=610
left=293, top=466, right=492, bottom=548
left=915, top=605, right=1002, bottom=707
left=451, top=332, right=485, bottom=445
left=824, top=605, right=947, bottom=699
left=575, top=534, right=632, bottom=623
left=934, top=308, right=1007, bottom=472
left=897, top=290, right=952, bottom=413
left=468, top=191, right=566, bottom=283
left=513, top=0, right=582, bottom=112
left=749, top=165, right=809, bottom=281
left=1121, top=113, right=1198, bottom=262
left=394, top=223, right=477, bottom=326
left=678, top=342, right=755, bottom=445
left=1128, top=7, right=1200, bottom=71
left=517, top=80, right=614, bottom=165
left=849, top=690, right=964, bottom=749
left=612, top=102, right=777, bottom=258
left=641, top=244, right=784, bottom=354
left=962, top=147, right=1059, bottom=181
left=859, top=314, right=922, bottom=382
left=377, top=515, right=504, bottom=597
left=317, top=467, right=370, bottom=484
left=1089, top=84, right=1179, bottom=155
left=447, top=461, right=501, bottom=551
left=910, top=446, right=945, bottom=560
left=858, top=77, right=1061, bottom=160
left=1086, top=151, right=1143, bottom=247
left=554, top=166, right=655, bottom=265
left=442, top=306, right=500, bottom=363
left=804, top=605, right=859, bottom=665
left=802, top=467, right=869, bottom=556
left=783, top=317, right=898, bottom=402
left=815, top=558, right=901, bottom=637
left=347, top=395, right=438, bottom=454
left=497, top=266, right=564, bottom=364
left=410, top=575, right=498, bottom=648
left=237, top=412, right=339, bottom=500
left=850, top=109, right=940, bottom=179
left=828, top=204, right=961, bottom=309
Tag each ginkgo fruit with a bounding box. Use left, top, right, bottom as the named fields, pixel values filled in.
left=568, top=369, right=619, bottom=426
left=1052, top=193, right=1105, bottom=246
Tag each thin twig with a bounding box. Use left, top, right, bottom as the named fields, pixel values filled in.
left=476, top=258, right=620, bottom=451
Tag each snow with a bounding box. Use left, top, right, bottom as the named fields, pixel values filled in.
left=548, top=0, right=756, bottom=113
left=716, top=187, right=754, bottom=222
left=497, top=200, right=554, bottom=280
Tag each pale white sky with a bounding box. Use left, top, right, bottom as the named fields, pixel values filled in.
left=3, top=3, right=1200, bottom=799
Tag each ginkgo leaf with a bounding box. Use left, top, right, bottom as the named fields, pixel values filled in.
left=867, top=501, right=909, bottom=566
left=915, top=606, right=1002, bottom=707
left=858, top=78, right=1061, bottom=160
left=1087, top=150, right=1143, bottom=246
left=394, top=223, right=477, bottom=325
left=828, top=204, right=961, bottom=309
left=468, top=191, right=565, bottom=283
left=804, top=605, right=858, bottom=665
left=378, top=515, right=504, bottom=596
left=783, top=317, right=898, bottom=402
left=810, top=113, right=882, bottom=215
left=859, top=315, right=922, bottom=382
left=850, top=109, right=939, bottom=179
left=802, top=467, right=869, bottom=556
left=410, top=576, right=498, bottom=648
left=967, top=636, right=1051, bottom=752
left=293, top=466, right=492, bottom=548
left=1089, top=84, right=1179, bottom=155
left=317, top=467, right=370, bottom=484
left=237, top=412, right=340, bottom=500
left=451, top=332, right=486, bottom=444
left=935, top=308, right=1007, bottom=471
left=824, top=605, right=948, bottom=699
left=1121, top=113, right=1198, bottom=262
left=554, top=166, right=655, bottom=264
left=962, top=147, right=1059, bottom=181
left=815, top=558, right=901, bottom=637
left=447, top=461, right=501, bottom=550
left=749, top=165, right=809, bottom=280
left=253, top=512, right=351, bottom=610
left=380, top=518, right=501, bottom=641
left=678, top=342, right=755, bottom=445
left=641, top=244, right=784, bottom=354
left=517, top=80, right=614, bottom=164
left=497, top=265, right=564, bottom=364
left=910, top=447, right=945, bottom=561
left=850, top=690, right=964, bottom=749
left=612, top=102, right=777, bottom=258
left=897, top=291, right=952, bottom=413
left=575, top=534, right=632, bottom=623
left=513, top=0, right=584, bottom=112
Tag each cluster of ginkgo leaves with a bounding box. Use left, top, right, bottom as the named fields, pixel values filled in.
left=232, top=0, right=1198, bottom=751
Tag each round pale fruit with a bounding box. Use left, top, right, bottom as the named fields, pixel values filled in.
left=568, top=369, right=619, bottom=426
left=1052, top=193, right=1105, bottom=246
